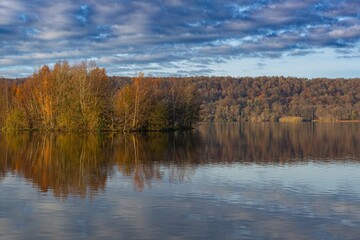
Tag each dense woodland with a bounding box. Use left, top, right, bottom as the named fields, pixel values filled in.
left=193, top=76, right=360, bottom=122
left=1, top=61, right=360, bottom=131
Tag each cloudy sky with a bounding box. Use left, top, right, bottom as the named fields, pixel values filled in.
left=0, top=0, right=360, bottom=78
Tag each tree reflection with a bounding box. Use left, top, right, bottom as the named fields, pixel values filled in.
left=0, top=123, right=360, bottom=198
left=113, top=132, right=199, bottom=191
left=0, top=133, right=114, bottom=198
left=198, top=123, right=360, bottom=164
left=0, top=131, right=200, bottom=196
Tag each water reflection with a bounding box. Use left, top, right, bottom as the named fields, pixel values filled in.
left=200, top=123, right=360, bottom=163
left=1, top=123, right=360, bottom=239
left=0, top=123, right=360, bottom=197
left=0, top=131, right=201, bottom=196
left=0, top=133, right=114, bottom=198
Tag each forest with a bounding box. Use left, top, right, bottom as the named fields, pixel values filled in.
left=1, top=60, right=360, bottom=131
left=193, top=76, right=360, bottom=122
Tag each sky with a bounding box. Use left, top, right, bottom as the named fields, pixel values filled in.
left=0, top=0, right=360, bottom=78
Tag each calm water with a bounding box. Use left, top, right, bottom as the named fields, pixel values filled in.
left=1, top=123, right=360, bottom=239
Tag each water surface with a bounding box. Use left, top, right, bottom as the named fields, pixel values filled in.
left=1, top=123, right=360, bottom=239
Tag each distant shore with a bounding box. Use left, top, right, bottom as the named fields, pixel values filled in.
left=1, top=62, right=360, bottom=130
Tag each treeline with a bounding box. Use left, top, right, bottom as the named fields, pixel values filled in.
left=2, top=62, right=360, bottom=130
left=191, top=76, right=360, bottom=122
left=0, top=61, right=200, bottom=131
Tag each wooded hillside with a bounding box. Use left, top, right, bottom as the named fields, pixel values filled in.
left=189, top=76, right=360, bottom=122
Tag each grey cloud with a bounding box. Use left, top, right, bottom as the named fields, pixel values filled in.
left=256, top=62, right=266, bottom=69
left=287, top=50, right=319, bottom=57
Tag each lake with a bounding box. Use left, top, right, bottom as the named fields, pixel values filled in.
left=1, top=123, right=360, bottom=239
